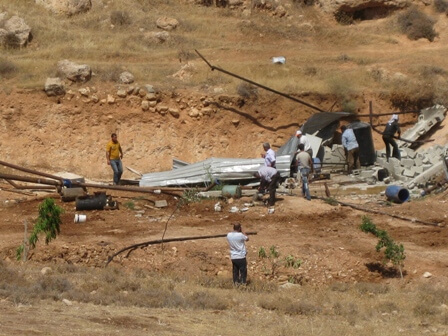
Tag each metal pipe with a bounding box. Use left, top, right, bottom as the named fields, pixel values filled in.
left=195, top=50, right=325, bottom=113
left=5, top=179, right=56, bottom=190
left=72, top=182, right=189, bottom=197
left=0, top=160, right=64, bottom=185
left=0, top=173, right=62, bottom=186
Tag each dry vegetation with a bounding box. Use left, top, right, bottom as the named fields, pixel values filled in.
left=1, top=261, right=448, bottom=335
left=1, top=1, right=448, bottom=335
left=1, top=0, right=448, bottom=108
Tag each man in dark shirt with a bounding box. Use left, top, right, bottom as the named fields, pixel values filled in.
left=382, top=114, right=401, bottom=161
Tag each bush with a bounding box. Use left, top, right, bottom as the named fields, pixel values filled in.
left=434, top=0, right=448, bottom=13
left=397, top=7, right=438, bottom=42
left=389, top=81, right=435, bottom=111
left=237, top=82, right=258, bottom=99
left=110, top=11, right=131, bottom=26
left=0, top=58, right=17, bottom=78
left=2, top=32, right=21, bottom=49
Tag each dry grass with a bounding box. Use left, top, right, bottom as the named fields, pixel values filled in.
left=1, top=262, right=448, bottom=334
left=0, top=0, right=446, bottom=110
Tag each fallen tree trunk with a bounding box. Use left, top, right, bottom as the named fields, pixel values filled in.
left=106, top=231, right=258, bottom=266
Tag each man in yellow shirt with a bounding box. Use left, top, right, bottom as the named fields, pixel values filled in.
left=105, top=133, right=123, bottom=185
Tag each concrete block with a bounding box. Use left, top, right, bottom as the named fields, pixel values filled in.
left=394, top=166, right=404, bottom=176
left=376, top=157, right=386, bottom=166
left=359, top=170, right=375, bottom=178
left=403, top=147, right=417, bottom=159
left=414, top=165, right=424, bottom=174
left=403, top=169, right=416, bottom=178
left=414, top=156, right=423, bottom=166
left=422, top=164, right=433, bottom=172
left=401, top=159, right=415, bottom=169
left=389, top=157, right=401, bottom=168
left=154, top=200, right=168, bottom=208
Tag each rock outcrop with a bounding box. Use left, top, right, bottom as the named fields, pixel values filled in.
left=35, top=0, right=92, bottom=16
left=0, top=13, right=32, bottom=48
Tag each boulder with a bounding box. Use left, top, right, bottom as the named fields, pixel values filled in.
left=0, top=15, right=32, bottom=47
left=156, top=17, right=179, bottom=31
left=143, top=31, right=170, bottom=44
left=57, top=59, right=92, bottom=82
left=44, top=77, right=65, bottom=96
left=35, top=0, right=92, bottom=16
left=118, top=71, right=134, bottom=84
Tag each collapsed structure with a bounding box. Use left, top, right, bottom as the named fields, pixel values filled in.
left=140, top=105, right=448, bottom=199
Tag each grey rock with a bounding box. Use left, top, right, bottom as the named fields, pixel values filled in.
left=44, top=77, right=65, bottom=96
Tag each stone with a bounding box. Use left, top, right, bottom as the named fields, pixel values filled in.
left=35, top=0, right=92, bottom=16
left=78, top=87, right=90, bottom=97
left=3, top=15, right=32, bottom=47
left=156, top=16, right=179, bottom=31
left=116, top=89, right=127, bottom=98
left=57, top=59, right=92, bottom=82
left=141, top=100, right=149, bottom=111
left=143, top=31, right=170, bottom=44
left=106, top=94, right=115, bottom=104
left=118, top=71, right=134, bottom=84
left=41, top=266, right=52, bottom=275
left=44, top=77, right=65, bottom=96
left=169, top=108, right=180, bottom=118
left=154, top=200, right=168, bottom=208
left=62, top=299, right=73, bottom=306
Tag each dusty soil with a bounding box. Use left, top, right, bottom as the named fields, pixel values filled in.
left=0, top=84, right=447, bottom=286
left=0, top=88, right=447, bottom=335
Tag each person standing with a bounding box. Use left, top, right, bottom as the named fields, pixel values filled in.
left=261, top=142, right=276, bottom=168
left=295, top=143, right=314, bottom=201
left=341, top=125, right=360, bottom=174
left=105, top=133, right=123, bottom=185
left=382, top=114, right=401, bottom=161
left=254, top=166, right=280, bottom=207
left=296, top=130, right=313, bottom=157
left=227, top=222, right=249, bottom=286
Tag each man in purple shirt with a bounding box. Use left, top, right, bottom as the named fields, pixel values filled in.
left=261, top=142, right=276, bottom=168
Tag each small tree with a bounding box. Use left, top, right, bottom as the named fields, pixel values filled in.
left=360, top=216, right=406, bottom=278
left=17, top=198, right=64, bottom=260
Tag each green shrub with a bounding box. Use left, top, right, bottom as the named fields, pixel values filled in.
left=360, top=216, right=405, bottom=278
left=123, top=201, right=135, bottom=210
left=17, top=198, right=64, bottom=260
left=397, top=7, right=438, bottom=42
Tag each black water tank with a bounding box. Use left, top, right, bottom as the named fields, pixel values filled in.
left=350, top=121, right=376, bottom=166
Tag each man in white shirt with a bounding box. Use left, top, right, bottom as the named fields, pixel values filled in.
left=261, top=142, right=276, bottom=168
left=227, top=222, right=249, bottom=285
left=296, top=130, right=313, bottom=157
left=341, top=125, right=360, bottom=174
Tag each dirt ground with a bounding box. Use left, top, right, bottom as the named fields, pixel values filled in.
left=0, top=86, right=447, bottom=284
left=0, top=88, right=448, bottom=335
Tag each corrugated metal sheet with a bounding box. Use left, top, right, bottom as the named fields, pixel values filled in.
left=139, top=156, right=292, bottom=187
